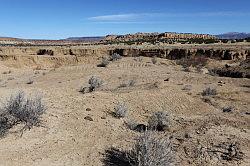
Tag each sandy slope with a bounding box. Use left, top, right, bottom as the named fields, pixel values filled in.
left=0, top=57, right=249, bottom=166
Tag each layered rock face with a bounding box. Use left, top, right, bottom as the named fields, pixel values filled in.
left=0, top=45, right=249, bottom=66
left=0, top=47, right=108, bottom=57
left=110, top=48, right=249, bottom=60
left=0, top=45, right=250, bottom=66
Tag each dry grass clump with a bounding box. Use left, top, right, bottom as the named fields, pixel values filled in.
left=118, top=80, right=136, bottom=88
left=202, top=87, right=217, bottom=96
left=0, top=91, right=45, bottom=137
left=103, top=131, right=175, bottom=166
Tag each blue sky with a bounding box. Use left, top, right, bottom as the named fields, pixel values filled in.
left=0, top=0, right=249, bottom=39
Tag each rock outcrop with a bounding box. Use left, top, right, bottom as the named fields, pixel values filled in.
left=0, top=45, right=249, bottom=69
left=104, top=32, right=216, bottom=43
left=110, top=48, right=249, bottom=60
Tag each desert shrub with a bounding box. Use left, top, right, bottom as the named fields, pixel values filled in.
left=114, top=102, right=128, bottom=118
left=151, top=56, right=157, bottom=64
left=133, top=132, right=174, bottom=165
left=110, top=53, right=122, bottom=61
left=97, top=57, right=109, bottom=67
left=148, top=111, right=171, bottom=131
left=103, top=148, right=137, bottom=166
left=103, top=131, right=175, bottom=166
left=37, top=49, right=54, bottom=56
left=89, top=76, right=103, bottom=91
left=0, top=91, right=45, bottom=137
left=80, top=76, right=104, bottom=93
left=202, top=87, right=217, bottom=96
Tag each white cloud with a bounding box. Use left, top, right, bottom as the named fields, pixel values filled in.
left=88, top=13, right=161, bottom=22
left=88, top=12, right=250, bottom=23
left=88, top=14, right=139, bottom=21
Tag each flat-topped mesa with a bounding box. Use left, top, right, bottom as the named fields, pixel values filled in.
left=159, top=32, right=216, bottom=40
left=103, top=32, right=216, bottom=43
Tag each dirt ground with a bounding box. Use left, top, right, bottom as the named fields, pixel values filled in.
left=0, top=53, right=249, bottom=166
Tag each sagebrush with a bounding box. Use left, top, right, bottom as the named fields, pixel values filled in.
left=110, top=53, right=122, bottom=61
left=0, top=91, right=45, bottom=137
left=133, top=132, right=175, bottom=166
left=114, top=102, right=128, bottom=118
left=148, top=111, right=171, bottom=131
left=103, top=131, right=175, bottom=166
left=97, top=57, right=109, bottom=67
left=80, top=76, right=104, bottom=93
left=202, top=87, right=217, bottom=96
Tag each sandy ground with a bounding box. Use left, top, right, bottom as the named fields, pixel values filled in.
left=0, top=56, right=249, bottom=166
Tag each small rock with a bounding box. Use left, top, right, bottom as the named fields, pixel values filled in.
left=27, top=79, right=34, bottom=84
left=164, top=78, right=170, bottom=81
left=134, top=124, right=147, bottom=132
left=225, top=64, right=231, bottom=68
left=86, top=108, right=92, bottom=111
left=184, top=133, right=192, bottom=139
left=84, top=116, right=93, bottom=121
left=223, top=106, right=234, bottom=113
left=101, top=116, right=106, bottom=119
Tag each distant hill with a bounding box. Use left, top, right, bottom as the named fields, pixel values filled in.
left=0, top=37, right=21, bottom=41
left=216, top=32, right=250, bottom=39
left=64, top=36, right=104, bottom=42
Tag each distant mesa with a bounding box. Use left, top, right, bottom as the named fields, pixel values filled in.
left=1, top=32, right=250, bottom=46
left=103, top=32, right=216, bottom=43
left=0, top=37, right=21, bottom=41
left=216, top=32, right=250, bottom=39
left=64, top=36, right=104, bottom=42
